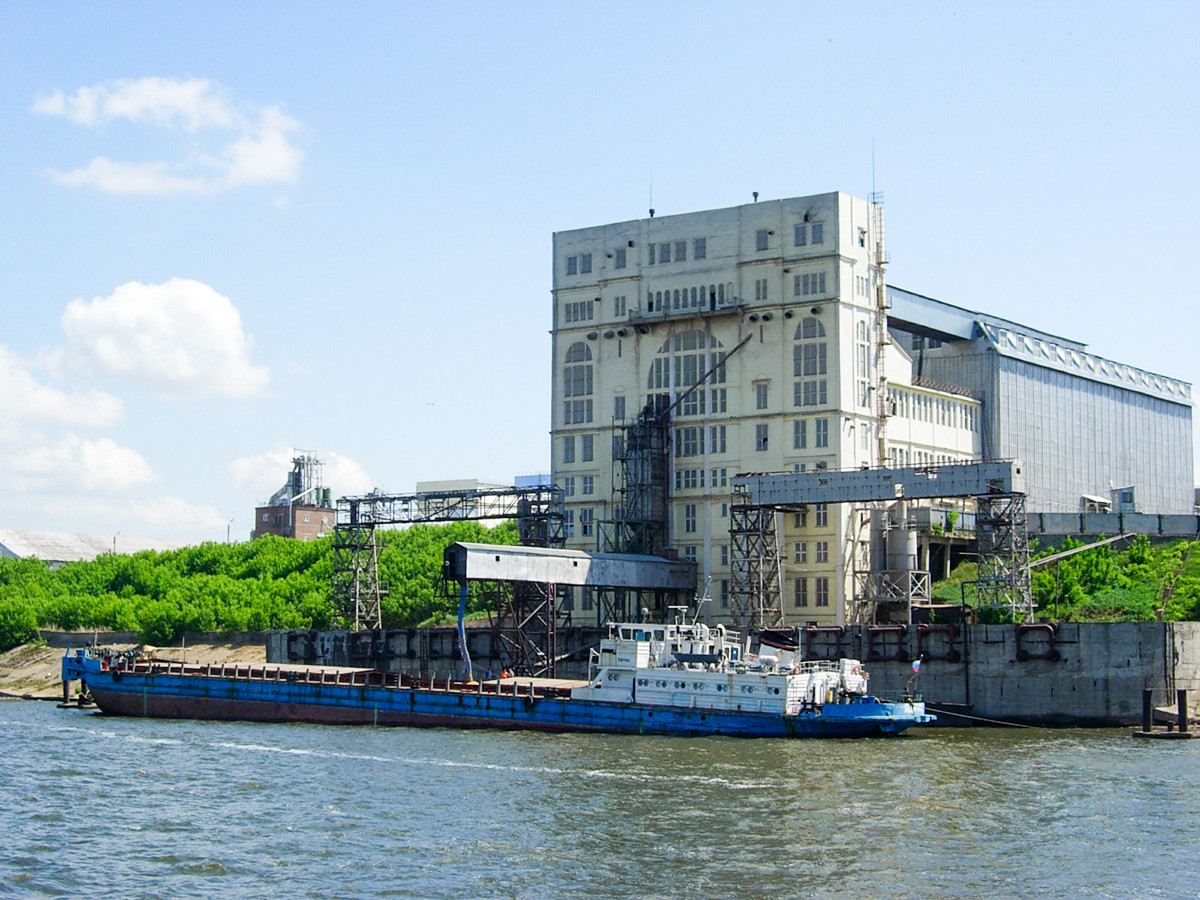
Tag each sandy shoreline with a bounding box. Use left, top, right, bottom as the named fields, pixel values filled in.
left=0, top=639, right=267, bottom=700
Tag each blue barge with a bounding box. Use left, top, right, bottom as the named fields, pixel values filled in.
left=61, top=618, right=934, bottom=738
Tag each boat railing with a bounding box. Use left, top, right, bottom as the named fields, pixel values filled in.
left=102, top=654, right=578, bottom=700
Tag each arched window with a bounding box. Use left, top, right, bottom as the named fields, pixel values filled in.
left=563, top=342, right=593, bottom=424
left=646, top=330, right=726, bottom=417
left=793, top=317, right=828, bottom=408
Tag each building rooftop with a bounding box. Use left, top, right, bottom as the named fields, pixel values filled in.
left=0, top=529, right=194, bottom=565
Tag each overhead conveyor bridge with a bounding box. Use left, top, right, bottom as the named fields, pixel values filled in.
left=729, top=460, right=1030, bottom=626
left=732, top=460, right=1025, bottom=506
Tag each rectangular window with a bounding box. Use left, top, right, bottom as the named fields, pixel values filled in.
left=674, top=426, right=705, bottom=457
left=815, top=540, right=829, bottom=563
left=581, top=434, right=594, bottom=462
left=793, top=509, right=808, bottom=528
left=563, top=476, right=576, bottom=496
left=580, top=253, right=592, bottom=274
left=815, top=503, right=829, bottom=528
left=647, top=243, right=655, bottom=265
left=711, top=468, right=728, bottom=488
left=562, top=435, right=575, bottom=463
left=659, top=243, right=671, bottom=263
left=756, top=229, right=769, bottom=251
left=566, top=255, right=578, bottom=275
left=710, top=387, right=727, bottom=413
left=794, top=542, right=808, bottom=563
left=794, top=578, right=808, bottom=608
left=815, top=418, right=829, bottom=448
left=798, top=379, right=828, bottom=407
left=705, top=427, right=724, bottom=458
left=815, top=576, right=829, bottom=606
left=754, top=278, right=768, bottom=301
left=794, top=224, right=807, bottom=247
left=694, top=237, right=707, bottom=259
left=793, top=419, right=807, bottom=449
left=720, top=544, right=728, bottom=567
left=756, top=382, right=768, bottom=410
left=614, top=395, right=626, bottom=421
left=564, top=509, right=574, bottom=537
left=811, top=222, right=824, bottom=244
left=683, top=545, right=697, bottom=562
left=720, top=579, right=729, bottom=609
left=582, top=475, right=594, bottom=495
left=755, top=423, right=769, bottom=452
left=614, top=295, right=626, bottom=317
left=580, top=507, right=594, bottom=536
left=684, top=503, right=697, bottom=533
left=614, top=248, right=626, bottom=269
left=675, top=240, right=686, bottom=261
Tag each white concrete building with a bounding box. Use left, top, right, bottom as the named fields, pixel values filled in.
left=551, top=193, right=982, bottom=626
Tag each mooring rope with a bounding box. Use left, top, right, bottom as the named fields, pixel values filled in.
left=924, top=704, right=1041, bottom=729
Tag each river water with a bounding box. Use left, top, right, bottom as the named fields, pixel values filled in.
left=2, top=700, right=1198, bottom=899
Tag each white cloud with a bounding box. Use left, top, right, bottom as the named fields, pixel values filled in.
left=50, top=157, right=210, bottom=195
left=9, top=433, right=156, bottom=493
left=58, top=278, right=270, bottom=399
left=33, top=494, right=228, bottom=535
left=230, top=448, right=375, bottom=500
left=0, top=346, right=124, bottom=427
left=34, top=77, right=302, bottom=195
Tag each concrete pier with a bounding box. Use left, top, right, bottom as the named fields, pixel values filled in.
left=268, top=620, right=1200, bottom=728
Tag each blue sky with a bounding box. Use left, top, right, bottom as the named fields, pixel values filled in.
left=2, top=1, right=1197, bottom=543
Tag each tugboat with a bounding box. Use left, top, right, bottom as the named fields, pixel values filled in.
left=61, top=615, right=933, bottom=738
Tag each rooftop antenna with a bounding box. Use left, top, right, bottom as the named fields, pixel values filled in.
left=648, top=171, right=654, bottom=218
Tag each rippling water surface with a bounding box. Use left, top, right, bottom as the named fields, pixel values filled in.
left=3, top=701, right=1199, bottom=898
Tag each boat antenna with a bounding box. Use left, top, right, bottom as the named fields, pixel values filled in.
left=693, top=577, right=713, bottom=625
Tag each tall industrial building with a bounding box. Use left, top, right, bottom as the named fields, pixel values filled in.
left=549, top=192, right=1194, bottom=625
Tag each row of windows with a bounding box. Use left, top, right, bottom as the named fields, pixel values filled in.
left=646, top=283, right=735, bottom=313
left=648, top=238, right=706, bottom=265
left=561, top=433, right=595, bottom=463
left=563, top=300, right=594, bottom=323
left=674, top=424, right=728, bottom=457
left=670, top=466, right=731, bottom=491
left=794, top=272, right=827, bottom=296
left=561, top=475, right=595, bottom=496
left=888, top=387, right=980, bottom=431
left=888, top=447, right=973, bottom=468
left=793, top=541, right=830, bottom=564
left=564, top=253, right=593, bottom=276
left=794, top=577, right=831, bottom=607
left=755, top=222, right=826, bottom=252
left=793, top=504, right=830, bottom=528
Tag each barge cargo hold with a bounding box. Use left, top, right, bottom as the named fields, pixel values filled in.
left=60, top=619, right=934, bottom=738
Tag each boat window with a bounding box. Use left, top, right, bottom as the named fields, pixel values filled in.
left=620, top=628, right=632, bottom=640
left=654, top=630, right=665, bottom=641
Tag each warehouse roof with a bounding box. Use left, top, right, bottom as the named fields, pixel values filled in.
left=0, top=530, right=194, bottom=566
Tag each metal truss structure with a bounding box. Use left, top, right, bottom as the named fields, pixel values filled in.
left=732, top=461, right=1030, bottom=624
left=330, top=485, right=565, bottom=635
left=973, top=492, right=1034, bottom=619
left=728, top=484, right=784, bottom=630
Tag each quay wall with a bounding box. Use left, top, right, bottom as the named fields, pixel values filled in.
left=268, top=621, right=1200, bottom=728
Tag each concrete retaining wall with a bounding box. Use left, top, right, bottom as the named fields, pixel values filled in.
left=269, top=621, right=1200, bottom=727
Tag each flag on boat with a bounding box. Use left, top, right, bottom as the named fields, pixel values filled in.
left=911, top=658, right=922, bottom=673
